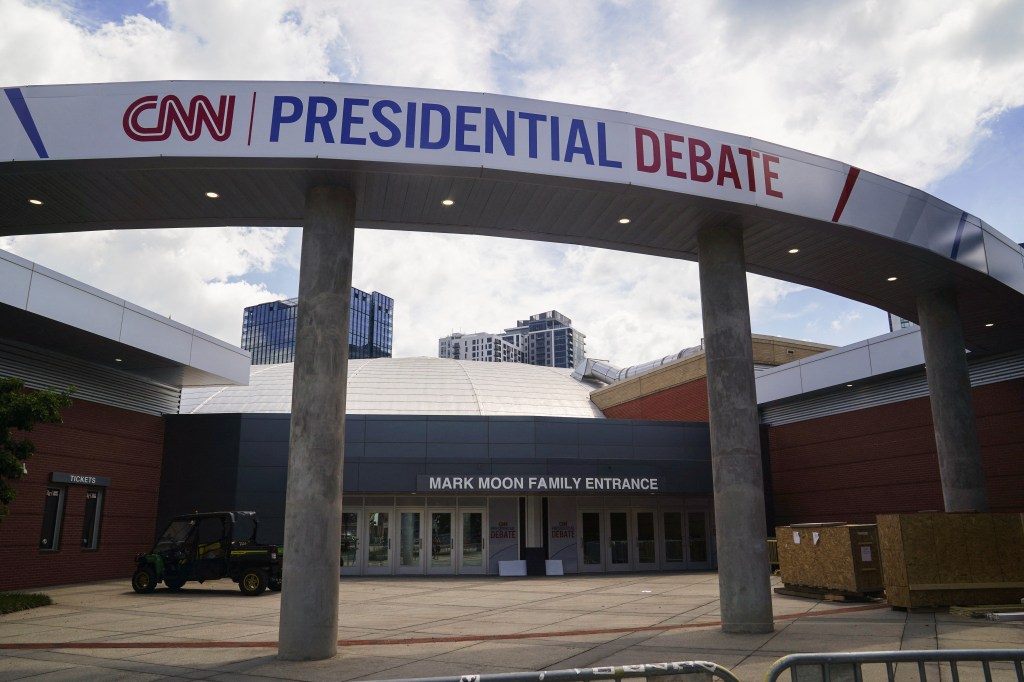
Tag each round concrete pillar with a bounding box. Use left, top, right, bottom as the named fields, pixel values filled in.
left=278, top=186, right=356, bottom=660
left=916, top=288, right=988, bottom=512
left=697, top=225, right=774, bottom=634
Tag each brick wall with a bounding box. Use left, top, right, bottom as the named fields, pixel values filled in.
left=0, top=397, right=164, bottom=591
left=604, top=377, right=1024, bottom=527
left=602, top=378, right=710, bottom=422
left=768, top=379, right=1024, bottom=526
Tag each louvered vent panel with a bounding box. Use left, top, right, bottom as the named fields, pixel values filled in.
left=0, top=341, right=180, bottom=416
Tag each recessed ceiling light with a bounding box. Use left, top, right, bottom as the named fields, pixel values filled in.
left=205, top=191, right=219, bottom=199
left=985, top=323, right=995, bottom=327
left=887, top=276, right=898, bottom=282
left=114, top=358, right=123, bottom=363
left=442, top=199, right=454, bottom=206
left=618, top=218, right=631, bottom=224
left=846, top=383, right=854, bottom=387
left=28, top=198, right=43, bottom=205
left=788, top=248, right=799, bottom=254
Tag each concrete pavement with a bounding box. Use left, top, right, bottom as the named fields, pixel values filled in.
left=2, top=573, right=1022, bottom=681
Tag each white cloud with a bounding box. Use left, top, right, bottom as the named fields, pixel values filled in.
left=2, top=0, right=1021, bottom=368
left=489, top=0, right=1024, bottom=187
left=830, top=310, right=863, bottom=332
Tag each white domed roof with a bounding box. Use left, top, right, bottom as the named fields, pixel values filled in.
left=180, top=357, right=604, bottom=418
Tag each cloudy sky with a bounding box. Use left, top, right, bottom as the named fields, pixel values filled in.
left=2, top=0, right=1023, bottom=367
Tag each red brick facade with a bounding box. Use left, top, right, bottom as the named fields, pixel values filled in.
left=603, top=377, right=1024, bottom=527
left=768, top=378, right=1024, bottom=526
left=602, top=378, right=710, bottom=422
left=0, top=398, right=165, bottom=591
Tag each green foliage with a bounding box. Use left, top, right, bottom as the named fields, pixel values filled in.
left=0, top=378, right=74, bottom=520
left=0, top=591, right=52, bottom=614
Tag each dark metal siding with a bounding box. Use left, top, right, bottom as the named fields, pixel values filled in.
left=161, top=414, right=713, bottom=544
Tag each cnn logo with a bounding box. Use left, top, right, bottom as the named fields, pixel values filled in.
left=123, top=94, right=235, bottom=142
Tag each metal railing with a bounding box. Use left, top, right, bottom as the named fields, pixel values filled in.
left=767, top=538, right=779, bottom=570
left=370, top=660, right=741, bottom=682
left=764, top=649, right=1024, bottom=682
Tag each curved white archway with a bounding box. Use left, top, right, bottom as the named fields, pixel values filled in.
left=3, top=81, right=1023, bottom=351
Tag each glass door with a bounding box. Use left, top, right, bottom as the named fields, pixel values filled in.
left=459, top=510, right=485, bottom=574
left=687, top=511, right=711, bottom=568
left=397, top=510, right=423, bottom=574
left=428, top=510, right=455, bottom=574
left=340, top=511, right=361, bottom=575
left=365, top=511, right=391, bottom=574
left=579, top=510, right=603, bottom=572
left=634, top=510, right=658, bottom=571
left=607, top=510, right=632, bottom=572
left=663, top=511, right=687, bottom=569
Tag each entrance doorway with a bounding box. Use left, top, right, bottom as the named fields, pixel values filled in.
left=580, top=507, right=711, bottom=571
left=634, top=510, right=659, bottom=570
left=428, top=510, right=454, bottom=574
left=579, top=509, right=634, bottom=572
left=397, top=510, right=422, bottom=574
left=340, top=511, right=360, bottom=575
left=663, top=510, right=711, bottom=569
left=344, top=504, right=487, bottom=575
left=459, top=510, right=485, bottom=574
left=365, top=510, right=391, bottom=574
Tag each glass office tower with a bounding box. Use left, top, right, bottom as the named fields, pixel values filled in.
left=242, top=289, right=394, bottom=365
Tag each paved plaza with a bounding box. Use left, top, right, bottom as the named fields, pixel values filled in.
left=2, top=573, right=1022, bottom=681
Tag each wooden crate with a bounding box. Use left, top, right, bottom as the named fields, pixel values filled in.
left=877, top=512, right=1024, bottom=608
left=775, top=523, right=883, bottom=594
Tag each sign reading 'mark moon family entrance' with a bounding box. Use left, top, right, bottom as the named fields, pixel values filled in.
left=416, top=475, right=662, bottom=492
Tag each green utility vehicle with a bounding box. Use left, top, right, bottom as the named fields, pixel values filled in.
left=131, top=511, right=282, bottom=596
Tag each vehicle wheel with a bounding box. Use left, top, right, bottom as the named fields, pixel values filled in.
left=239, top=568, right=268, bottom=596
left=268, top=577, right=282, bottom=592
left=131, top=566, right=158, bottom=594
left=164, top=577, right=186, bottom=591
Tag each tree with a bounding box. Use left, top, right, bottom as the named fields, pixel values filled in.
left=1, top=378, right=74, bottom=521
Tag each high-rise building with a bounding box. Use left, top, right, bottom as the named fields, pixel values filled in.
left=438, top=331, right=526, bottom=364
left=438, top=310, right=584, bottom=368
left=888, top=312, right=916, bottom=332
left=242, top=289, right=394, bottom=365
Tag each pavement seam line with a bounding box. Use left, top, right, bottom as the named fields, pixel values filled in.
left=0, top=603, right=889, bottom=651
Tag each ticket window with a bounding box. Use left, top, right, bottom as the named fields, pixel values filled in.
left=39, top=487, right=66, bottom=551
left=82, top=489, right=104, bottom=550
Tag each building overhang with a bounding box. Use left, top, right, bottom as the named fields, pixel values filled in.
left=1, top=249, right=250, bottom=387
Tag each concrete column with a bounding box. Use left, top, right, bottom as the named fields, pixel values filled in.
left=697, top=225, right=774, bottom=634
left=916, top=288, right=988, bottom=512
left=278, top=186, right=356, bottom=661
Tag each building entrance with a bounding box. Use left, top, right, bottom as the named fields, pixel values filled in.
left=459, top=510, right=485, bottom=574
left=578, top=507, right=711, bottom=571
left=662, top=510, right=711, bottom=569
left=340, top=503, right=488, bottom=575
left=341, top=511, right=360, bottom=575
left=428, top=510, right=454, bottom=574
left=397, top=510, right=422, bottom=574
left=579, top=509, right=634, bottom=572
left=365, top=510, right=391, bottom=574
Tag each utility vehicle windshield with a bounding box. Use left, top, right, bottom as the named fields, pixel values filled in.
left=153, top=519, right=196, bottom=552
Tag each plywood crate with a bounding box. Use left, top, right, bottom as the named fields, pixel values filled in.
left=775, top=523, right=883, bottom=594
left=877, top=512, right=1024, bottom=608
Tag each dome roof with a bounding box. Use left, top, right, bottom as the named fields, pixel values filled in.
left=180, top=357, right=605, bottom=418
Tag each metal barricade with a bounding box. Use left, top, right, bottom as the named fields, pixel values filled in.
left=369, top=660, right=741, bottom=682
left=765, top=649, right=1024, bottom=682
